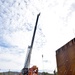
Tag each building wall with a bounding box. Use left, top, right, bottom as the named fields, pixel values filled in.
left=56, top=38, right=75, bottom=75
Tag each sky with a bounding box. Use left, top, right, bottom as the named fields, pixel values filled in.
left=0, top=0, right=75, bottom=73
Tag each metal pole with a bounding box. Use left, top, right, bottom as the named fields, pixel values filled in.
left=42, top=55, right=44, bottom=75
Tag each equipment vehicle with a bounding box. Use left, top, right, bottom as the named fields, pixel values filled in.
left=21, top=13, right=40, bottom=75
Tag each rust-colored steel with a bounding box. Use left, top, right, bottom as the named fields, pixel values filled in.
left=56, top=38, right=75, bottom=75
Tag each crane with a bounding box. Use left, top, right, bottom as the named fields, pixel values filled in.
left=21, top=13, right=40, bottom=75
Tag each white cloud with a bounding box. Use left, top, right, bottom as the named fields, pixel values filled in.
left=0, top=0, right=75, bottom=73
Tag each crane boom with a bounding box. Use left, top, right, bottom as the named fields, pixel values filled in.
left=24, top=13, right=40, bottom=68
left=21, top=13, right=40, bottom=75
left=31, top=13, right=40, bottom=49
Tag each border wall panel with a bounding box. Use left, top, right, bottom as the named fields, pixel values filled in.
left=56, top=38, right=75, bottom=75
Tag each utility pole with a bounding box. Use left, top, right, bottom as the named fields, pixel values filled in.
left=42, top=54, right=44, bottom=75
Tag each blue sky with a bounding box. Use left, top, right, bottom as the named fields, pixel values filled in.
left=0, top=0, right=75, bottom=73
